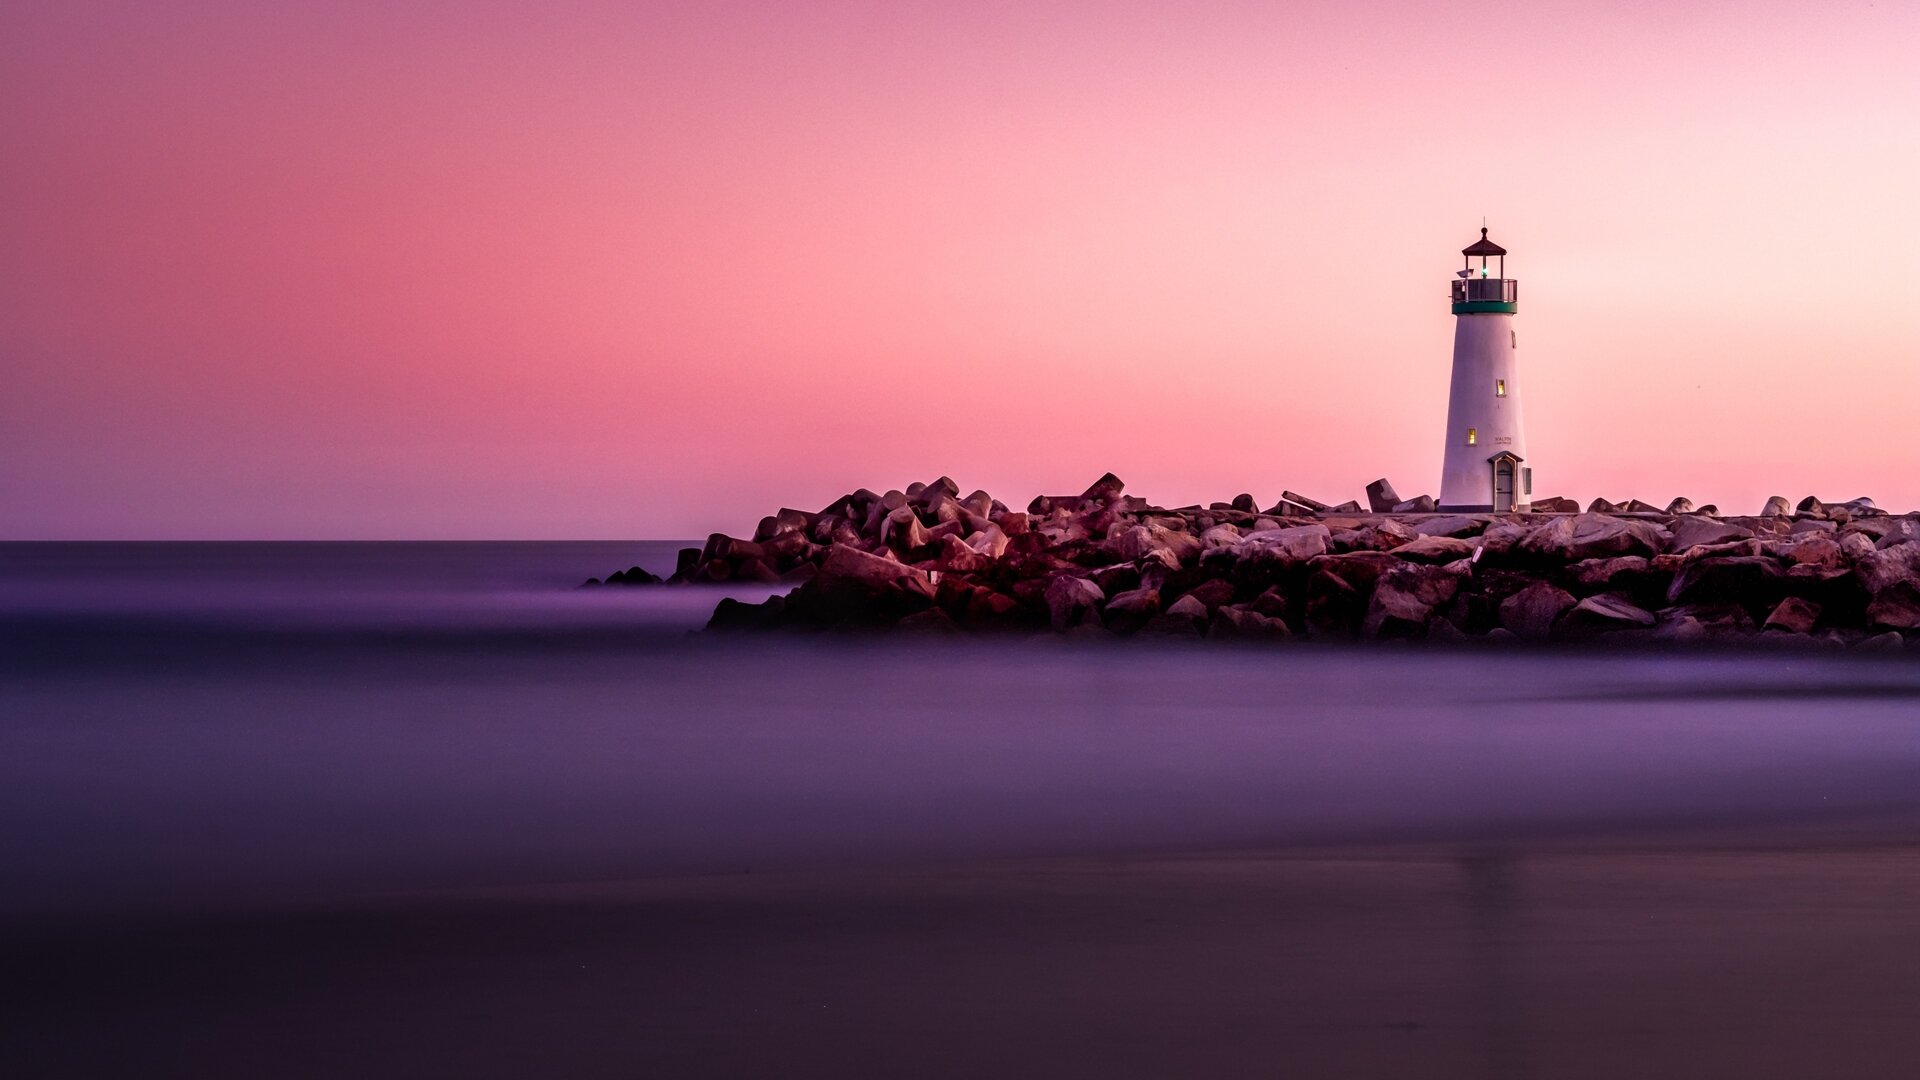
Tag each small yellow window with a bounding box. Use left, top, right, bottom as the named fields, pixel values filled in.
left=1495, top=379, right=1507, bottom=397
left=1466, top=427, right=1478, bottom=446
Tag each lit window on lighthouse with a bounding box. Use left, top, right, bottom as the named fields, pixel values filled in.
left=1466, top=428, right=1478, bottom=446
left=1496, top=379, right=1507, bottom=397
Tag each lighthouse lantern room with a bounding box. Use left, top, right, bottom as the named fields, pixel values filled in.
left=1438, top=227, right=1530, bottom=512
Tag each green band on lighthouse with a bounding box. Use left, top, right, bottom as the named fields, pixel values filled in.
left=1452, top=301, right=1517, bottom=315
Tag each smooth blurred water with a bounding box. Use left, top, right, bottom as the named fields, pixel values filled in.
left=3, top=542, right=1920, bottom=918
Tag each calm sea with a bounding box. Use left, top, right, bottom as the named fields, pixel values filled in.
left=2, top=540, right=1919, bottom=918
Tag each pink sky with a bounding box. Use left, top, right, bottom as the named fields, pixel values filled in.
left=3, top=1, right=1916, bottom=538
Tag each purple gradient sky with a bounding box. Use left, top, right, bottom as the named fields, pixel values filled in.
left=3, top=1, right=1916, bottom=538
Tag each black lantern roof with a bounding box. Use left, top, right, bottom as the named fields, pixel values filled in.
left=1462, top=227, right=1506, bottom=257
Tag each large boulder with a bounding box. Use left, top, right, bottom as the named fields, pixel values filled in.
left=1775, top=534, right=1843, bottom=569
left=1233, top=524, right=1331, bottom=565
left=1761, top=495, right=1793, bottom=517
left=1664, top=497, right=1695, bottom=515
left=1176, top=578, right=1238, bottom=612
left=881, top=505, right=931, bottom=552
left=1876, top=518, right=1920, bottom=549
left=1763, top=597, right=1822, bottom=634
left=792, top=546, right=936, bottom=625
left=1857, top=543, right=1920, bottom=595
left=1519, top=514, right=1667, bottom=561
left=1555, top=593, right=1657, bottom=638
left=1567, top=556, right=1661, bottom=596
left=1531, top=496, right=1579, bottom=513
left=936, top=534, right=992, bottom=574
left=1333, top=519, right=1416, bottom=552
left=1362, top=560, right=1470, bottom=639
left=1122, top=523, right=1204, bottom=566
left=1391, top=496, right=1439, bottom=513
left=1391, top=535, right=1478, bottom=563
left=1081, top=472, right=1126, bottom=502
left=1412, top=515, right=1488, bottom=539
left=1043, top=576, right=1106, bottom=631
left=1139, top=593, right=1210, bottom=636
left=1102, top=586, right=1163, bottom=634
left=1665, top=555, right=1788, bottom=611
left=1498, top=581, right=1578, bottom=642
left=1208, top=605, right=1291, bottom=640
left=1867, top=584, right=1920, bottom=630
left=1366, top=478, right=1401, bottom=513
left=1666, top=516, right=1754, bottom=553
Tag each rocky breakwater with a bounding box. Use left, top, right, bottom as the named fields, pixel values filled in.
left=591, top=477, right=1920, bottom=649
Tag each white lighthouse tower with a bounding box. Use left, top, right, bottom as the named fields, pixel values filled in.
left=1438, top=227, right=1530, bottom=512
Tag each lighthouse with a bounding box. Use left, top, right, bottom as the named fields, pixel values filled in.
left=1438, top=227, right=1530, bottom=512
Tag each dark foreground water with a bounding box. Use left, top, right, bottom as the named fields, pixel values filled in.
left=4, top=542, right=1920, bottom=1077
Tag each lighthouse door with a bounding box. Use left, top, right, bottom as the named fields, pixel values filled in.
left=1492, top=457, right=1517, bottom=511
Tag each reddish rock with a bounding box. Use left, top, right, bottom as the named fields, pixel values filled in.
left=1043, top=576, right=1105, bottom=631
left=1362, top=561, right=1469, bottom=639
left=1498, top=581, right=1578, bottom=641
left=1764, top=597, right=1822, bottom=634
left=1666, top=556, right=1788, bottom=610
left=1101, top=586, right=1163, bottom=634
left=1867, top=583, right=1920, bottom=631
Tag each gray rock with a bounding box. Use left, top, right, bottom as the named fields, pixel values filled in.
left=1263, top=497, right=1319, bottom=517
left=1520, top=514, right=1668, bottom=561
left=1858, top=544, right=1920, bottom=595
left=1664, top=497, right=1694, bottom=514
left=1413, top=515, right=1488, bottom=539
left=1281, top=490, right=1330, bottom=512
left=1366, top=478, right=1401, bottom=513
left=1567, top=555, right=1656, bottom=593
left=1391, top=496, right=1438, bottom=513
left=1498, top=581, right=1578, bottom=642
left=882, top=505, right=931, bottom=551
left=1391, top=535, right=1478, bottom=563
left=1761, top=495, right=1792, bottom=517
left=1666, top=516, right=1754, bottom=553
left=1081, top=472, right=1126, bottom=502
left=1107, top=523, right=1202, bottom=567
left=1233, top=524, right=1331, bottom=564
left=1531, top=496, right=1579, bottom=513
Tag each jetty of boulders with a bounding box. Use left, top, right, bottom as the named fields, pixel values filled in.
left=587, top=475, right=1920, bottom=648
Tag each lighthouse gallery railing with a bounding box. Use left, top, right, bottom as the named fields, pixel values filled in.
left=1451, top=279, right=1518, bottom=303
